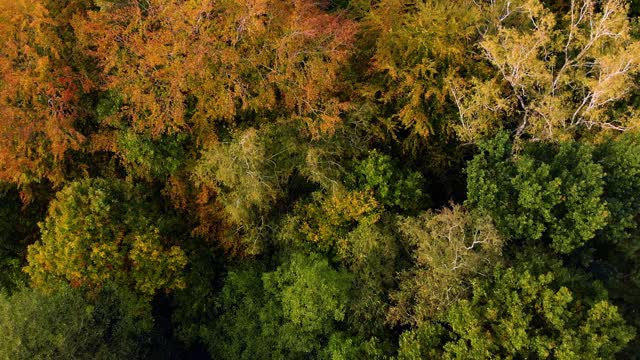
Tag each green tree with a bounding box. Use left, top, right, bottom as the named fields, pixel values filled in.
left=117, top=130, right=188, bottom=180
left=398, top=259, right=635, bottom=359
left=261, top=252, right=353, bottom=357
left=203, top=253, right=360, bottom=359
left=339, top=221, right=399, bottom=340
left=347, top=150, right=427, bottom=211
left=0, top=284, right=153, bottom=360
left=596, top=132, right=640, bottom=245
left=593, top=132, right=640, bottom=355
left=466, top=133, right=608, bottom=253
left=204, top=265, right=270, bottom=359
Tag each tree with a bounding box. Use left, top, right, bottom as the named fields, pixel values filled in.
left=200, top=253, right=359, bottom=359
left=193, top=123, right=305, bottom=254
left=0, top=0, right=91, bottom=185
left=24, top=178, right=187, bottom=296
left=0, top=284, right=153, bottom=359
left=389, top=204, right=503, bottom=326
left=261, top=252, right=353, bottom=357
left=73, top=0, right=357, bottom=139
left=204, top=264, right=271, bottom=359
left=278, top=189, right=381, bottom=254
left=359, top=0, right=486, bottom=140
left=347, top=149, right=427, bottom=211
left=596, top=132, right=640, bottom=245
left=339, top=221, right=399, bottom=339
left=453, top=0, right=640, bottom=142
left=466, top=132, right=608, bottom=253
left=117, top=130, right=188, bottom=180
left=592, top=132, right=640, bottom=355
left=398, top=260, right=635, bottom=359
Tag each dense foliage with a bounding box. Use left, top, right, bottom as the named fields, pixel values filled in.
left=1, top=0, right=640, bottom=358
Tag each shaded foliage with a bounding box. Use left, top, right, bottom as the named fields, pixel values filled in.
left=0, top=284, right=153, bottom=359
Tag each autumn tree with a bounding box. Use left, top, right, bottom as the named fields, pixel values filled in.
left=453, top=0, right=640, bottom=142
left=192, top=122, right=306, bottom=254
left=24, top=178, right=187, bottom=296
left=73, top=0, right=357, bottom=140
left=0, top=0, right=92, bottom=185
left=359, top=0, right=486, bottom=140
left=388, top=204, right=503, bottom=327
left=278, top=189, right=381, bottom=254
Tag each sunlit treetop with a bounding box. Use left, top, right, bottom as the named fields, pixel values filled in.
left=73, top=0, right=357, bottom=141
left=24, top=178, right=187, bottom=296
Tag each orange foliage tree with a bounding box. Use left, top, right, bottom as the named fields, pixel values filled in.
left=73, top=0, right=357, bottom=143
left=0, top=0, right=92, bottom=185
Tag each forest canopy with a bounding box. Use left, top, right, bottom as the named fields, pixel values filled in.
left=1, top=0, right=640, bottom=358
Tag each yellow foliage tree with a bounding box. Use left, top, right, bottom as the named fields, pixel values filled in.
left=24, top=178, right=187, bottom=296
left=453, top=0, right=640, bottom=141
